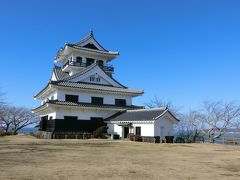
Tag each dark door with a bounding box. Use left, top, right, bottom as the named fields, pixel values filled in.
left=124, top=127, right=129, bottom=138
left=39, top=116, right=48, bottom=131
left=135, top=127, right=141, bottom=136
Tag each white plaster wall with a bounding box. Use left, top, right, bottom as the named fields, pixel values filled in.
left=154, top=115, right=174, bottom=139
left=47, top=112, right=56, bottom=120
left=40, top=112, right=56, bottom=120
left=57, top=89, right=132, bottom=105
left=113, top=124, right=122, bottom=137
left=132, top=123, right=154, bottom=137
left=81, top=75, right=110, bottom=85
left=69, top=66, right=122, bottom=87
left=42, top=91, right=57, bottom=105
left=54, top=107, right=116, bottom=120
left=70, top=50, right=110, bottom=62
left=108, top=123, right=154, bottom=138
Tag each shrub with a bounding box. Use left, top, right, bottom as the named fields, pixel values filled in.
left=0, top=132, right=11, bottom=137
left=93, top=126, right=108, bottom=138
left=175, top=137, right=185, bottom=143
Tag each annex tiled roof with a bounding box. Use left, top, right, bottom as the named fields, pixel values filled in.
left=50, top=81, right=144, bottom=95
left=32, top=100, right=144, bottom=112
left=106, top=108, right=170, bottom=121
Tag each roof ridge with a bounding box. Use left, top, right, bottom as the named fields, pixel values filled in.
left=127, top=107, right=166, bottom=112
left=61, top=63, right=97, bottom=81
left=60, top=63, right=126, bottom=88
left=74, top=31, right=109, bottom=52
left=50, top=81, right=143, bottom=95
left=52, top=65, right=70, bottom=81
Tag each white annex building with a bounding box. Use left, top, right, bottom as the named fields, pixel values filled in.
left=33, top=31, right=179, bottom=140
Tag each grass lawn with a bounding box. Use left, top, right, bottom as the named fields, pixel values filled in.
left=0, top=135, right=240, bottom=180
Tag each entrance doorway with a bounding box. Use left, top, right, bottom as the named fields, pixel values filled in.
left=124, top=127, right=129, bottom=138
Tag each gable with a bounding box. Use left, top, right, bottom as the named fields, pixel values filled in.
left=83, top=43, right=99, bottom=50
left=77, top=36, right=107, bottom=52
left=68, top=65, right=124, bottom=88
left=81, top=75, right=111, bottom=85
left=51, top=72, right=57, bottom=81
left=156, top=111, right=179, bottom=124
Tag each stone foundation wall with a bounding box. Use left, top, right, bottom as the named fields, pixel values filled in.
left=36, top=131, right=53, bottom=139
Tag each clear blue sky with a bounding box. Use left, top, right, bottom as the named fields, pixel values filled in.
left=0, top=0, right=240, bottom=112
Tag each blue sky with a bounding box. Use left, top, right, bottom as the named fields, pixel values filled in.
left=0, top=0, right=240, bottom=112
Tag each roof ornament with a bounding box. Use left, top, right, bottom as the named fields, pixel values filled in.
left=89, top=29, right=94, bottom=36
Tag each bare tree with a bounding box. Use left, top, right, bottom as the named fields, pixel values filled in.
left=0, top=90, right=39, bottom=134
left=1, top=105, right=39, bottom=134
left=0, top=106, right=13, bottom=133
left=202, top=101, right=240, bottom=143
left=175, top=110, right=205, bottom=142
left=0, top=91, right=7, bottom=132
left=189, top=111, right=205, bottom=142
left=145, top=96, right=182, bottom=118
left=10, top=107, right=39, bottom=134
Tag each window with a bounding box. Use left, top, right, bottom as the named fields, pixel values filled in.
left=91, top=97, right=103, bottom=105
left=96, top=77, right=100, bottom=82
left=135, top=127, right=141, bottom=136
left=97, top=60, right=103, bottom=67
left=90, top=117, right=103, bottom=121
left=65, top=95, right=78, bottom=103
left=76, top=57, right=82, bottom=64
left=115, top=99, right=126, bottom=106
left=64, top=116, right=78, bottom=121
left=90, top=76, right=95, bottom=82
left=86, top=58, right=95, bottom=66
left=90, top=76, right=100, bottom=82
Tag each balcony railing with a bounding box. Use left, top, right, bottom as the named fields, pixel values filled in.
left=63, top=61, right=114, bottom=72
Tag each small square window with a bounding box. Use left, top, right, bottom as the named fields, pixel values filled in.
left=96, top=77, right=100, bottom=82
left=90, top=76, right=95, bottom=81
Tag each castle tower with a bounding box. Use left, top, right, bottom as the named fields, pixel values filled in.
left=33, top=32, right=144, bottom=136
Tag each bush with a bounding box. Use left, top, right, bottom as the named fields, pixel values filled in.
left=93, top=126, right=108, bottom=138
left=0, top=132, right=12, bottom=137
left=175, top=137, right=185, bottom=143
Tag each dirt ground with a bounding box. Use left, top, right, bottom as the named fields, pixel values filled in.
left=0, top=135, right=240, bottom=180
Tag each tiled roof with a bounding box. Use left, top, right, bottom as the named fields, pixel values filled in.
left=75, top=31, right=108, bottom=52
left=34, top=63, right=143, bottom=98
left=53, top=66, right=70, bottom=80
left=67, top=44, right=119, bottom=55
left=32, top=100, right=144, bottom=112
left=106, top=108, right=170, bottom=121
left=55, top=32, right=119, bottom=60
left=61, top=63, right=97, bottom=81
left=50, top=81, right=144, bottom=95
left=61, top=63, right=126, bottom=88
